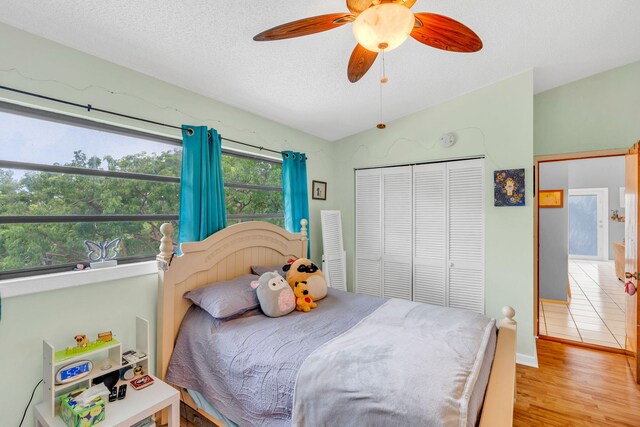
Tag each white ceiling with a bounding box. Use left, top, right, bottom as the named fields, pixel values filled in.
left=1, top=1, right=639, bottom=141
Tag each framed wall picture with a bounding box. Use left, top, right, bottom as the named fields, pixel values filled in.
left=494, top=168, right=525, bottom=206
left=312, top=180, right=327, bottom=200
left=539, top=189, right=564, bottom=208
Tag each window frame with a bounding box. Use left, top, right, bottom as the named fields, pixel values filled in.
left=0, top=101, right=283, bottom=280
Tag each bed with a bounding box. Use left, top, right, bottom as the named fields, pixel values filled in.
left=155, top=220, right=517, bottom=426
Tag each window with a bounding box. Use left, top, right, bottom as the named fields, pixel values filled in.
left=223, top=152, right=284, bottom=227
left=0, top=102, right=284, bottom=279
left=0, top=102, right=182, bottom=278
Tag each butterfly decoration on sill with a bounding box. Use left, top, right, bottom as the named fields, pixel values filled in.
left=84, top=238, right=121, bottom=262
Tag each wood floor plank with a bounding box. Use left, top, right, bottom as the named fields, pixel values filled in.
left=514, top=339, right=640, bottom=426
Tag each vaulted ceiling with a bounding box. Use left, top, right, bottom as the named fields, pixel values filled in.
left=1, top=1, right=639, bottom=141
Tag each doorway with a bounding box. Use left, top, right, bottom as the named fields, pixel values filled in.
left=568, top=188, right=609, bottom=261
left=536, top=152, right=627, bottom=350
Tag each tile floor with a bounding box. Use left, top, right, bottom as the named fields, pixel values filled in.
left=539, top=259, right=627, bottom=349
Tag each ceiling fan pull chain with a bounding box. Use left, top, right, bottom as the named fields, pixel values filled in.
left=380, top=49, right=389, bottom=84
left=377, top=50, right=386, bottom=130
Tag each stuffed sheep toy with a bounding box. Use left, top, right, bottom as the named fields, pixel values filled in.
left=251, top=271, right=296, bottom=318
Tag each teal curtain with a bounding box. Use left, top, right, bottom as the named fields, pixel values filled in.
left=178, top=126, right=227, bottom=248
left=282, top=151, right=310, bottom=255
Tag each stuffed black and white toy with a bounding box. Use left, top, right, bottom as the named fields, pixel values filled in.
left=251, top=271, right=296, bottom=318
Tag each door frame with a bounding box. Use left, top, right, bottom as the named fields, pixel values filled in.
left=567, top=187, right=609, bottom=261
left=534, top=149, right=627, bottom=337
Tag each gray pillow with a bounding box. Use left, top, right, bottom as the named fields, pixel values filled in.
left=184, top=274, right=260, bottom=319
left=251, top=264, right=287, bottom=278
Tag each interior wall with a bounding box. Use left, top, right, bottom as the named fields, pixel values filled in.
left=0, top=22, right=337, bottom=425
left=534, top=60, right=640, bottom=156
left=538, top=162, right=569, bottom=301
left=0, top=274, right=158, bottom=425
left=334, top=71, right=535, bottom=358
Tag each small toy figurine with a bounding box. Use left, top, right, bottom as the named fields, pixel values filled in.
left=97, top=331, right=113, bottom=342
left=133, top=366, right=144, bottom=376
left=74, top=334, right=90, bottom=348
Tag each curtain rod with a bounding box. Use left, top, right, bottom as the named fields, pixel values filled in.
left=0, top=84, right=283, bottom=156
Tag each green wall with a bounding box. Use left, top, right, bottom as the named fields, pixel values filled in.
left=535, top=60, right=640, bottom=156
left=0, top=274, right=158, bottom=424
left=333, top=71, right=536, bottom=357
left=0, top=22, right=335, bottom=425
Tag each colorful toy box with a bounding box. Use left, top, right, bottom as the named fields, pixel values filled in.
left=59, top=388, right=106, bottom=427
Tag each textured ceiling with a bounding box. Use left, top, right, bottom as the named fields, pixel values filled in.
left=1, top=1, right=639, bottom=141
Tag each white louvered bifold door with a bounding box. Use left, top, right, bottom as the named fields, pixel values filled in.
left=447, top=159, right=485, bottom=313
left=321, top=210, right=347, bottom=291
left=355, top=169, right=382, bottom=296
left=382, top=166, right=413, bottom=300
left=413, top=163, right=447, bottom=306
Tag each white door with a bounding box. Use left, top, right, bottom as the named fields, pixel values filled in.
left=382, top=166, right=413, bottom=300
left=447, top=159, right=485, bottom=313
left=355, top=169, right=382, bottom=296
left=413, top=163, right=447, bottom=306
left=568, top=188, right=609, bottom=261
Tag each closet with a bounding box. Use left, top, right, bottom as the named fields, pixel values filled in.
left=355, top=158, right=485, bottom=313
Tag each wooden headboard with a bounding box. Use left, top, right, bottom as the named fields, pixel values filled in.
left=155, top=220, right=308, bottom=380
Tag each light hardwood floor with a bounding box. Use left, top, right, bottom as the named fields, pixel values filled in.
left=514, top=339, right=640, bottom=426
left=179, top=339, right=640, bottom=426
left=539, top=260, right=626, bottom=349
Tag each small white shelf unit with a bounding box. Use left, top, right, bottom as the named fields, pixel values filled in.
left=41, top=316, right=150, bottom=418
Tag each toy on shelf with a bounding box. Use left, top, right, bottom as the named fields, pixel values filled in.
left=74, top=335, right=90, bottom=348
left=97, top=331, right=113, bottom=342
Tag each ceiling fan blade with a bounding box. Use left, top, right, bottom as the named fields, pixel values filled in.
left=346, top=0, right=372, bottom=15
left=411, top=13, right=482, bottom=52
left=348, top=44, right=378, bottom=83
left=254, top=13, right=352, bottom=41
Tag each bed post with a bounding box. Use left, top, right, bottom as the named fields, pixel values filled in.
left=300, top=218, right=308, bottom=259
left=156, top=223, right=175, bottom=381
left=479, top=306, right=517, bottom=427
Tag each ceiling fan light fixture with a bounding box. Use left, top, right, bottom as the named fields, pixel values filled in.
left=352, top=3, right=415, bottom=52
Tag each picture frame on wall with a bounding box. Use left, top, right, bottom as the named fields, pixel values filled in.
left=312, top=180, right=327, bottom=200
left=539, top=189, right=564, bottom=208
left=494, top=168, right=525, bottom=206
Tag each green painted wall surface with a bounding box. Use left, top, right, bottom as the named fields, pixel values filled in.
left=535, top=60, right=640, bottom=156
left=333, top=72, right=535, bottom=357
left=0, top=274, right=158, bottom=425
left=0, top=22, right=335, bottom=425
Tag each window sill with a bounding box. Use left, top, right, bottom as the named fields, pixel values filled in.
left=0, top=261, right=158, bottom=299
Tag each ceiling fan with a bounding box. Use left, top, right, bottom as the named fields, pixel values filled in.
left=254, top=0, right=482, bottom=83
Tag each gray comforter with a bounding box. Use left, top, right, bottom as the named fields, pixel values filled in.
left=167, top=289, right=496, bottom=427
left=166, top=288, right=385, bottom=426
left=292, top=298, right=496, bottom=427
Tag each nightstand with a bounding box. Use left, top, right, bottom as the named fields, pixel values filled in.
left=35, top=317, right=179, bottom=426
left=34, top=374, right=179, bottom=426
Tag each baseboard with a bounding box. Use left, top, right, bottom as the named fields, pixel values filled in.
left=516, top=350, right=539, bottom=368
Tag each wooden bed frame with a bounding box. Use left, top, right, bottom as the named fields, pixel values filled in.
left=155, top=220, right=518, bottom=426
